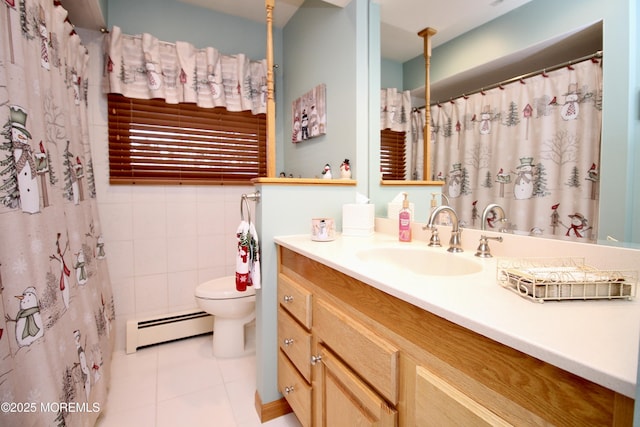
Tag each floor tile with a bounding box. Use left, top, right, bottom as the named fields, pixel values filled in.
left=98, top=334, right=301, bottom=427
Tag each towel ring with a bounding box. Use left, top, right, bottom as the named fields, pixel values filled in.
left=240, top=195, right=251, bottom=224
left=240, top=191, right=261, bottom=224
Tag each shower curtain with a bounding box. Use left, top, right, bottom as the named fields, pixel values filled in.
left=431, top=56, right=602, bottom=241
left=0, top=1, right=114, bottom=426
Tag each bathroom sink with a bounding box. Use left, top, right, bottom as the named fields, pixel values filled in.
left=356, top=246, right=483, bottom=277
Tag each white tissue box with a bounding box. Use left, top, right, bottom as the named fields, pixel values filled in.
left=342, top=203, right=375, bottom=236
left=387, top=202, right=414, bottom=220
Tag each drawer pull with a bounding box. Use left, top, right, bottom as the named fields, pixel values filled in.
left=283, top=295, right=294, bottom=303
left=284, top=386, right=294, bottom=394
left=311, top=354, right=322, bottom=365
left=283, top=338, right=294, bottom=346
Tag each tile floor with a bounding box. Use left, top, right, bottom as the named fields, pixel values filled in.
left=96, top=334, right=301, bottom=427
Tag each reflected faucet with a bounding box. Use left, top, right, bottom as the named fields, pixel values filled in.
left=430, top=193, right=451, bottom=226
left=427, top=205, right=463, bottom=253
left=481, top=203, right=507, bottom=232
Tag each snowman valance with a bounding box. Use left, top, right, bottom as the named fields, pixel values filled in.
left=103, top=26, right=267, bottom=115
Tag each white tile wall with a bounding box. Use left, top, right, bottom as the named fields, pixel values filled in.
left=81, top=30, right=255, bottom=351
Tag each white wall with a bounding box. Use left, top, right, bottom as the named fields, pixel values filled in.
left=80, top=29, right=253, bottom=351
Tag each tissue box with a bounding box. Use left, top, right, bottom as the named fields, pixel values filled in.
left=342, top=204, right=375, bottom=236
left=387, top=202, right=414, bottom=220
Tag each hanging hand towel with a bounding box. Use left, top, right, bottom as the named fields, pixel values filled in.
left=249, top=222, right=261, bottom=290
left=235, top=220, right=261, bottom=291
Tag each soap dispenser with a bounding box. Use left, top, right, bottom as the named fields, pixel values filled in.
left=398, top=192, right=412, bottom=242
left=430, top=193, right=438, bottom=212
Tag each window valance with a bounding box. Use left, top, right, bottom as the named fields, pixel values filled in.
left=380, top=88, right=412, bottom=132
left=103, top=26, right=267, bottom=114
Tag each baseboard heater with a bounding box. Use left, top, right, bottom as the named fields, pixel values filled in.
left=125, top=309, right=213, bottom=354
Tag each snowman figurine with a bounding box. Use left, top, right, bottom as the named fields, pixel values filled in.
left=514, top=157, right=535, bottom=200
left=340, top=159, right=351, bottom=179
left=322, top=164, right=332, bottom=179
left=9, top=106, right=40, bottom=214
left=7, top=287, right=45, bottom=347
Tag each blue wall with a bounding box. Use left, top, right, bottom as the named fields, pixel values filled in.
left=281, top=0, right=369, bottom=189
left=381, top=58, right=403, bottom=89
left=400, top=0, right=639, bottom=244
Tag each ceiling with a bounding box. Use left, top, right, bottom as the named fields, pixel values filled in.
left=63, top=0, right=534, bottom=63
left=178, top=0, right=534, bottom=63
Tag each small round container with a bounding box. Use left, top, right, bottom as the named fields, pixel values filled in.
left=311, top=218, right=335, bottom=241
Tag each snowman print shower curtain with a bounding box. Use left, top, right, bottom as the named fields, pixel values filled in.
left=431, top=56, right=603, bottom=240
left=0, top=1, right=115, bottom=426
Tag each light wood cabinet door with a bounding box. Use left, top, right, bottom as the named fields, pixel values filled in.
left=313, top=298, right=399, bottom=405
left=278, top=350, right=312, bottom=427
left=315, top=344, right=397, bottom=427
left=415, top=366, right=513, bottom=427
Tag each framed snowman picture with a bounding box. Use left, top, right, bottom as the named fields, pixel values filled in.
left=291, top=83, right=327, bottom=143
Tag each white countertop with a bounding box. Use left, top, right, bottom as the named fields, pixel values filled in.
left=274, top=232, right=640, bottom=398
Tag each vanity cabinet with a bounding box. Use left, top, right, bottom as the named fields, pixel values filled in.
left=277, top=261, right=397, bottom=426
left=315, top=343, right=397, bottom=426
left=277, top=245, right=634, bottom=426
left=277, top=275, right=313, bottom=427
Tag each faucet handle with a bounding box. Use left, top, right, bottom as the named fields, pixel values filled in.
left=474, top=234, right=503, bottom=258
left=423, top=224, right=441, bottom=247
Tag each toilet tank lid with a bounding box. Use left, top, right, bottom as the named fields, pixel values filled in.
left=196, top=276, right=256, bottom=299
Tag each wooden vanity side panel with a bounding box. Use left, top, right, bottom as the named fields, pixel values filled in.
left=279, top=247, right=634, bottom=427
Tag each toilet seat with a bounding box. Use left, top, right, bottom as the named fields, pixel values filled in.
left=195, top=277, right=256, bottom=300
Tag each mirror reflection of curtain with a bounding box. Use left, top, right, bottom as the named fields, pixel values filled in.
left=0, top=1, right=114, bottom=425
left=431, top=57, right=602, bottom=241
left=380, top=88, right=413, bottom=179
left=103, top=26, right=267, bottom=114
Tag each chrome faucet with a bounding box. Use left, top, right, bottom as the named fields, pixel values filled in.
left=481, top=203, right=507, bottom=232
left=427, top=205, right=463, bottom=253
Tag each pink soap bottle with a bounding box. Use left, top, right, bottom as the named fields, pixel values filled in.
left=398, top=193, right=412, bottom=242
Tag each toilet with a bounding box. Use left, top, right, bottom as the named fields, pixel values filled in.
left=195, top=276, right=256, bottom=358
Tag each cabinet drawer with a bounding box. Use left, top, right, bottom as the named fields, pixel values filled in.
left=278, top=307, right=312, bottom=382
left=314, top=299, right=399, bottom=405
left=278, top=273, right=312, bottom=329
left=278, top=350, right=312, bottom=427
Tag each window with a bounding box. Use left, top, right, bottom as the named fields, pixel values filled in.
left=107, top=94, right=267, bottom=185
left=380, top=129, right=406, bottom=180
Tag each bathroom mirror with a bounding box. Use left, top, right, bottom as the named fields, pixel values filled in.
left=381, top=24, right=603, bottom=184
left=376, top=17, right=622, bottom=243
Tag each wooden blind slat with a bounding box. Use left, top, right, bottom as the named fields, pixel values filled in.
left=108, top=93, right=266, bottom=184
left=380, top=128, right=407, bottom=180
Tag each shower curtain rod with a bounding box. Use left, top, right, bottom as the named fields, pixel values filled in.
left=425, top=50, right=603, bottom=108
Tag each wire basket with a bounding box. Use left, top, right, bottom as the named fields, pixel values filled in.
left=496, top=257, right=637, bottom=303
